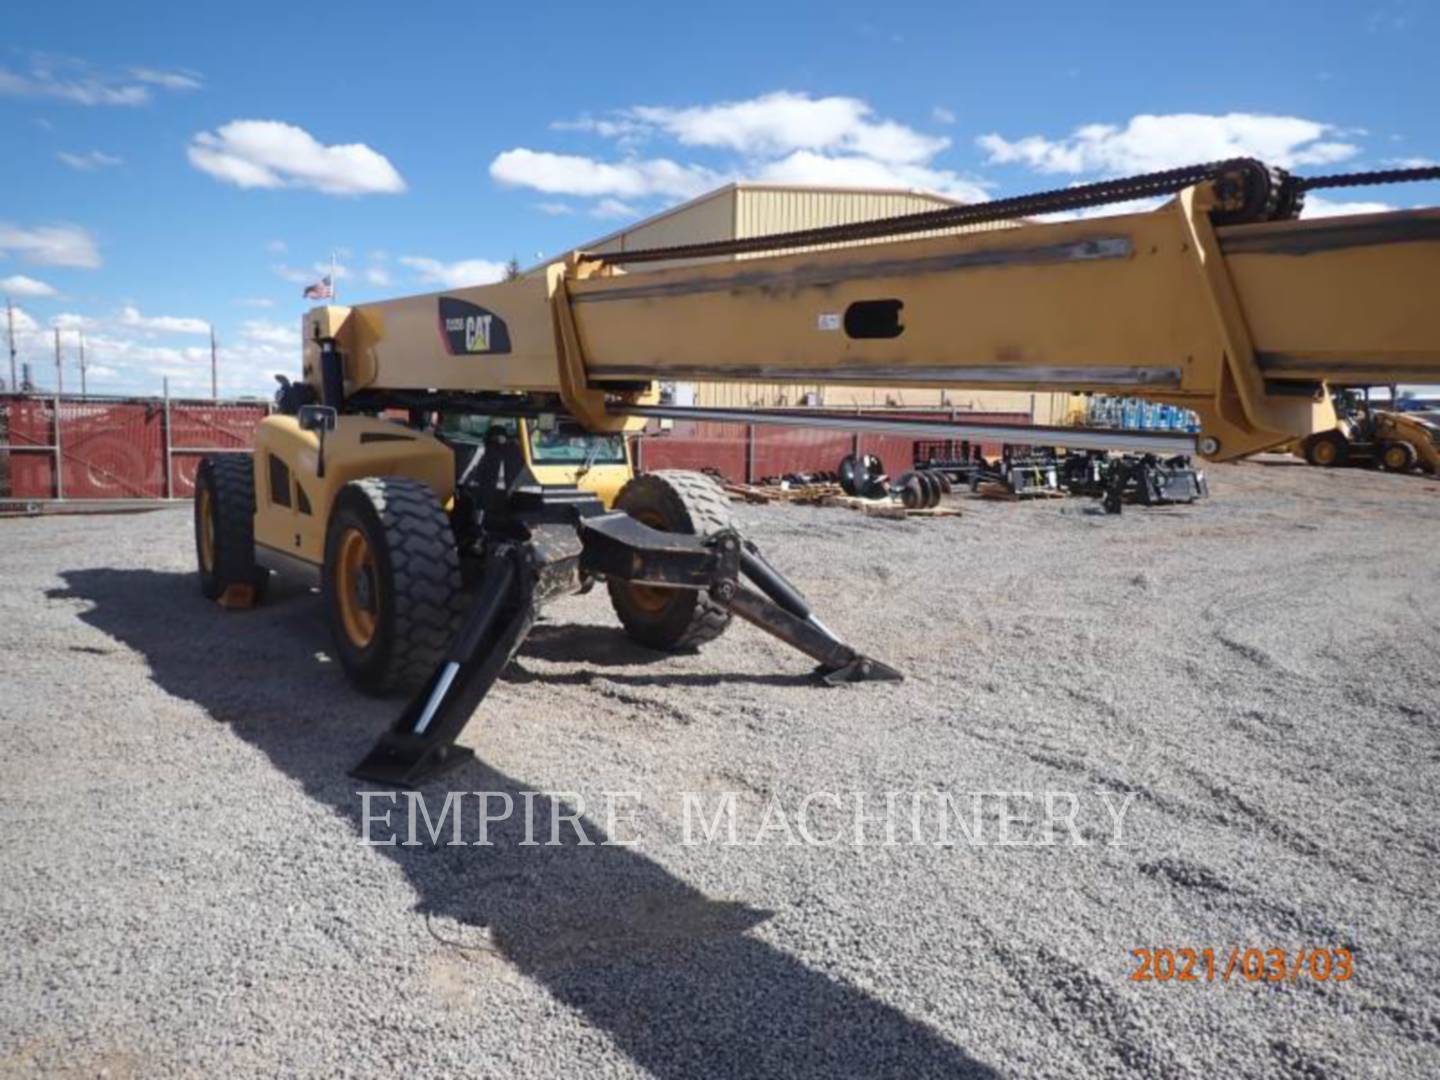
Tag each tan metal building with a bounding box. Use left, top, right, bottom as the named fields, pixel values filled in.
left=559, top=183, right=1076, bottom=424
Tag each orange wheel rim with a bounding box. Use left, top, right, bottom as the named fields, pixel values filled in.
left=1314, top=442, right=1336, bottom=465
left=627, top=508, right=675, bottom=614
left=336, top=527, right=378, bottom=647
left=198, top=487, right=215, bottom=573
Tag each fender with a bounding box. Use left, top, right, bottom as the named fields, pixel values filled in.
left=252, top=414, right=454, bottom=566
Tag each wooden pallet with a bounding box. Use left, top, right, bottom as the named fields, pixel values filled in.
left=972, top=481, right=1065, bottom=500
left=820, top=495, right=962, bottom=518
left=724, top=482, right=845, bottom=505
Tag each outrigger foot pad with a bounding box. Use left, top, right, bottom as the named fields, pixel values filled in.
left=817, top=655, right=904, bottom=685
left=351, top=737, right=476, bottom=787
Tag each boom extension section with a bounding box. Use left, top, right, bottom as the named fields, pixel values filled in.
left=352, top=478, right=898, bottom=787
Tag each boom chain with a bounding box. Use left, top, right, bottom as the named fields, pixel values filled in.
left=593, top=160, right=1440, bottom=266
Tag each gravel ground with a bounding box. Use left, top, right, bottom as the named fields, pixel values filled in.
left=2, top=459, right=1438, bottom=1078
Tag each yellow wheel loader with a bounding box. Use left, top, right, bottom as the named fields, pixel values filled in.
left=193, top=158, right=1440, bottom=785
left=1296, top=389, right=1440, bottom=474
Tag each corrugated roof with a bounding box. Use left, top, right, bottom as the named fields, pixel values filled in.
left=560, top=182, right=967, bottom=258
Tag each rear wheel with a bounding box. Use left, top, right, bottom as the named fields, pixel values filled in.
left=323, top=477, right=465, bottom=694
left=1380, top=441, right=1417, bottom=473
left=1304, top=431, right=1349, bottom=468
left=608, top=470, right=734, bottom=650
left=194, top=454, right=269, bottom=604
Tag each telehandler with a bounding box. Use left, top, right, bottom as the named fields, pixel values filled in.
left=193, top=158, right=1440, bottom=785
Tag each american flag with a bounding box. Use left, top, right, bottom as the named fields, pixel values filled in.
left=303, top=274, right=334, bottom=300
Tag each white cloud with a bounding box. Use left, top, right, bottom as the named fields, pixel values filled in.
left=491, top=148, right=720, bottom=200
left=236, top=297, right=275, bottom=308
left=129, top=67, right=202, bottom=92
left=266, top=239, right=287, bottom=253
left=272, top=265, right=313, bottom=285
left=591, top=198, right=639, bottom=219
left=535, top=201, right=575, bottom=216
left=0, top=62, right=148, bottom=106
left=1, top=274, right=57, bottom=297
left=10, top=316, right=296, bottom=396
left=363, top=266, right=392, bottom=287
left=188, top=120, right=406, bottom=195
left=494, top=91, right=985, bottom=213
left=7, top=305, right=39, bottom=333
left=57, top=149, right=123, bottom=171
left=931, top=106, right=957, bottom=126
left=273, top=261, right=349, bottom=286
left=978, top=113, right=1360, bottom=175
left=241, top=320, right=294, bottom=347
left=757, top=150, right=990, bottom=202
left=0, top=223, right=100, bottom=268
left=1383, top=156, right=1437, bottom=169
left=1301, top=194, right=1395, bottom=218
left=119, top=305, right=210, bottom=335
left=628, top=92, right=948, bottom=164
left=550, top=115, right=649, bottom=142
left=399, top=256, right=509, bottom=288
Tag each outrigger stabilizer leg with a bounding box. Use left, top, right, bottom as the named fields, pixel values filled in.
left=350, top=499, right=901, bottom=787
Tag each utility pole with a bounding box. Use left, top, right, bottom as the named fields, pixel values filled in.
left=5, top=296, right=16, bottom=392
left=210, top=323, right=218, bottom=400
left=54, top=326, right=63, bottom=395
left=79, top=331, right=87, bottom=397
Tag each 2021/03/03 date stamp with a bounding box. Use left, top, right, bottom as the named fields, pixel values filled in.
left=1130, top=947, right=1354, bottom=983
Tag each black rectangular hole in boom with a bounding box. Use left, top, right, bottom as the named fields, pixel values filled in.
left=844, top=299, right=904, bottom=339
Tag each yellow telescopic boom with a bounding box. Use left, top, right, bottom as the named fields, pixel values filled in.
left=301, top=160, right=1440, bottom=461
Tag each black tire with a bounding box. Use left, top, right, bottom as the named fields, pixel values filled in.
left=896, top=471, right=924, bottom=509
left=194, top=454, right=269, bottom=602
left=608, top=469, right=734, bottom=650
left=323, top=477, right=465, bottom=695
left=1304, top=431, right=1349, bottom=468
left=1380, top=441, right=1417, bottom=473
left=919, top=471, right=942, bottom=508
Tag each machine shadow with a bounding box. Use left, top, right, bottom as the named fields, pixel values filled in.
left=516, top=622, right=814, bottom=688
left=50, top=567, right=998, bottom=1080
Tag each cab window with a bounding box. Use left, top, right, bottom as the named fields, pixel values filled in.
left=528, top=418, right=626, bottom=465
left=442, top=415, right=519, bottom=443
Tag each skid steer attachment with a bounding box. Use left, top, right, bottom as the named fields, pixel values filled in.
left=351, top=474, right=899, bottom=786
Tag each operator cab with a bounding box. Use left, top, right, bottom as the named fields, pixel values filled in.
left=439, top=413, right=631, bottom=508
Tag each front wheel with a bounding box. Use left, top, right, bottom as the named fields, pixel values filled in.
left=608, top=470, right=734, bottom=650
left=323, top=477, right=465, bottom=694
left=1380, top=441, right=1417, bottom=473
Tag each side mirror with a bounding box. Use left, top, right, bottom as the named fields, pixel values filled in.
left=299, top=404, right=338, bottom=433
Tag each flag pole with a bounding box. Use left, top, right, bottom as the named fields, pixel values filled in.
left=210, top=324, right=218, bottom=400
left=331, top=251, right=338, bottom=303
left=6, top=296, right=16, bottom=392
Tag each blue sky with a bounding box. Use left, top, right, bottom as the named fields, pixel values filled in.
left=2, top=0, right=1436, bottom=397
